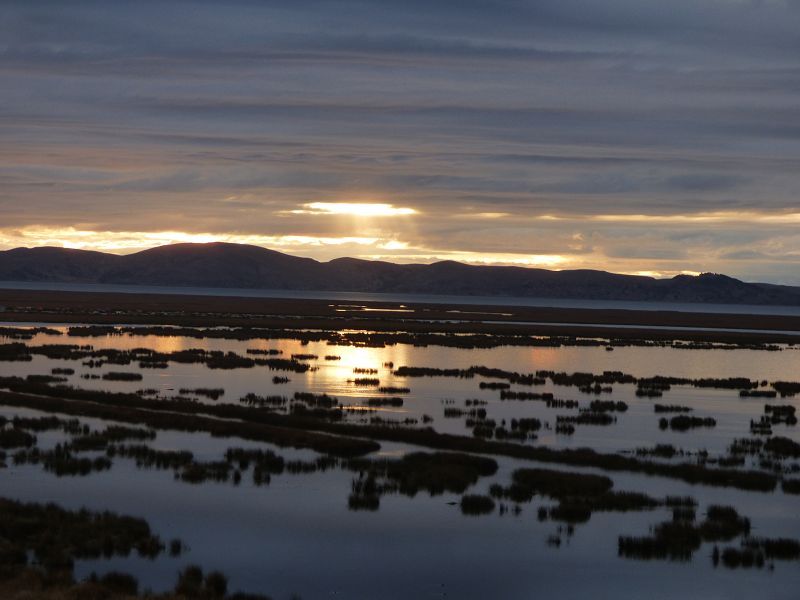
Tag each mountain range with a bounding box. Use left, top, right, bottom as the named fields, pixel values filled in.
left=0, top=243, right=798, bottom=306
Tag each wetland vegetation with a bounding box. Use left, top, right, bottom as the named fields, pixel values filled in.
left=1, top=306, right=799, bottom=597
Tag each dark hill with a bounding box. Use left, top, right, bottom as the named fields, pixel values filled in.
left=0, top=242, right=797, bottom=306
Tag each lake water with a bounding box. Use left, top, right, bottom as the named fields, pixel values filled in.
left=2, top=279, right=800, bottom=316
left=1, top=324, right=799, bottom=599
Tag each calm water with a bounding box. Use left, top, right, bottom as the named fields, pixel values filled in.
left=1, top=325, right=799, bottom=599
left=8, top=326, right=800, bottom=454
left=2, top=279, right=800, bottom=316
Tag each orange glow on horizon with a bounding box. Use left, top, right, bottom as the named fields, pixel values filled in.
left=590, top=211, right=800, bottom=225
left=0, top=225, right=739, bottom=279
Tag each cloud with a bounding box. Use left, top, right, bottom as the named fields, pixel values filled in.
left=0, top=0, right=799, bottom=283
left=288, top=203, right=417, bottom=217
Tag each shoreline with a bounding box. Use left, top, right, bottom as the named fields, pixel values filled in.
left=2, top=280, right=800, bottom=316
left=0, top=288, right=798, bottom=345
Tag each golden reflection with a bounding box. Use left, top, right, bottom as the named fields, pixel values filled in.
left=146, top=335, right=211, bottom=354
left=526, top=346, right=560, bottom=373
left=302, top=337, right=410, bottom=400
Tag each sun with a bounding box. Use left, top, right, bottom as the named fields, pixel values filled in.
left=291, top=202, right=417, bottom=217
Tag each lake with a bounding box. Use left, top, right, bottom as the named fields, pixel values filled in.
left=2, top=279, right=800, bottom=316
left=1, top=323, right=799, bottom=599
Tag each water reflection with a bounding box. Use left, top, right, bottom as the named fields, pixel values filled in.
left=2, top=326, right=800, bottom=456
left=1, top=410, right=798, bottom=599
left=1, top=324, right=800, bottom=600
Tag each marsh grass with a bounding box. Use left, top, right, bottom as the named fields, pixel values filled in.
left=460, top=494, right=495, bottom=516
left=619, top=505, right=752, bottom=562
left=0, top=383, right=779, bottom=490
left=0, top=496, right=170, bottom=574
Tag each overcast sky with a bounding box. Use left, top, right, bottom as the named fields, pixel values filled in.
left=1, top=0, right=799, bottom=282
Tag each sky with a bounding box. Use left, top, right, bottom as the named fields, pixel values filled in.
left=1, top=1, right=799, bottom=283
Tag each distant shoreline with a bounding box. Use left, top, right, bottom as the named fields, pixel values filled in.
left=1, top=279, right=800, bottom=316
left=1, top=287, right=798, bottom=345
left=3, top=243, right=799, bottom=309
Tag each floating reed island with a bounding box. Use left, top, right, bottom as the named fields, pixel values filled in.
left=1, top=314, right=799, bottom=588
left=0, top=377, right=783, bottom=493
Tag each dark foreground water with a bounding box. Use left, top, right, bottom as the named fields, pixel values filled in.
left=1, top=325, right=799, bottom=599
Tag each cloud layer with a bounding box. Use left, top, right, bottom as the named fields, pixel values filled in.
left=1, top=0, right=799, bottom=282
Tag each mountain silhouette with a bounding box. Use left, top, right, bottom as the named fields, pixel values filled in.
left=1, top=242, right=798, bottom=306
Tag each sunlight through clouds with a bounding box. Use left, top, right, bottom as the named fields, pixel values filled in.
left=364, top=251, right=570, bottom=268
left=288, top=203, right=418, bottom=217
left=0, top=227, right=386, bottom=254
left=590, top=212, right=800, bottom=225
left=2, top=0, right=800, bottom=282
